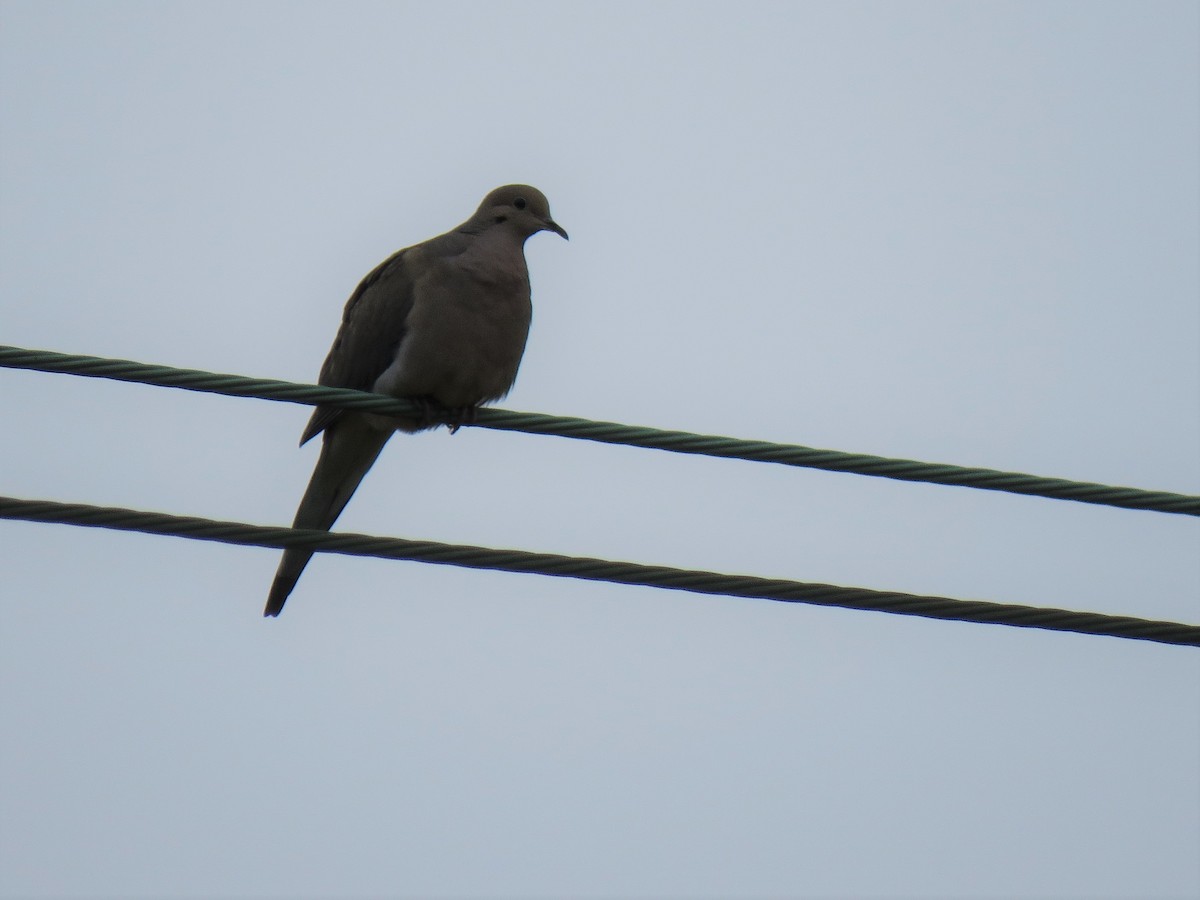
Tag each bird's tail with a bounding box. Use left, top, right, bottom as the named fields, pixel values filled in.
left=264, top=416, right=393, bottom=617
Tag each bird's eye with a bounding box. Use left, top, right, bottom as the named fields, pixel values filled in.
left=513, top=197, right=527, bottom=210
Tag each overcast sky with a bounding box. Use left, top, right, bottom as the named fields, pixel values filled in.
left=2, top=2, right=1198, bottom=899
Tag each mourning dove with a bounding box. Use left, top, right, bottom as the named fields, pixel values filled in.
left=264, top=184, right=567, bottom=616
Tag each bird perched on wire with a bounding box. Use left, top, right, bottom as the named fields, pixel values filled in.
left=265, top=184, right=568, bottom=617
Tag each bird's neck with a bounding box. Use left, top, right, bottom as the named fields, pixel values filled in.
left=458, top=227, right=530, bottom=284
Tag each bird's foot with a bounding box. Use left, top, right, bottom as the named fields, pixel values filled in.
left=411, top=397, right=443, bottom=430
left=410, top=398, right=477, bottom=433
left=445, top=404, right=479, bottom=435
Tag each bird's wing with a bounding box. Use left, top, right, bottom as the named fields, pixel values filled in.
left=299, top=249, right=417, bottom=445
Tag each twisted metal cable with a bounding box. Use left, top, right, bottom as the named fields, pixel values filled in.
left=2, top=495, right=1197, bottom=646
left=3, top=345, right=1198, bottom=517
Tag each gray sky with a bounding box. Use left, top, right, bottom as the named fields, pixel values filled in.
left=2, top=2, right=1198, bottom=898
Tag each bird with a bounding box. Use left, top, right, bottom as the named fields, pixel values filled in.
left=264, top=184, right=567, bottom=617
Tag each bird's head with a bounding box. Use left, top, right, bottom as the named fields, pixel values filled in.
left=475, top=184, right=568, bottom=241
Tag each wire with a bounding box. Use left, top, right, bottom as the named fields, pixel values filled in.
left=2, top=495, right=1197, bottom=647
left=3, top=345, right=1198, bottom=517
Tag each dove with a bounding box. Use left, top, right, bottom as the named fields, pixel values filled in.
left=264, top=184, right=567, bottom=616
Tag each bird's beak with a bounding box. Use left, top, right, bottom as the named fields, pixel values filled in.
left=544, top=218, right=569, bottom=240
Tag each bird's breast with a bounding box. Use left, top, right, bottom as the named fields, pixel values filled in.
left=371, top=257, right=533, bottom=410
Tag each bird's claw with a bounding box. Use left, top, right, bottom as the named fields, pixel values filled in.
left=445, top=404, right=478, bottom=435
left=412, top=397, right=440, bottom=430
left=411, top=398, right=478, bottom=433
